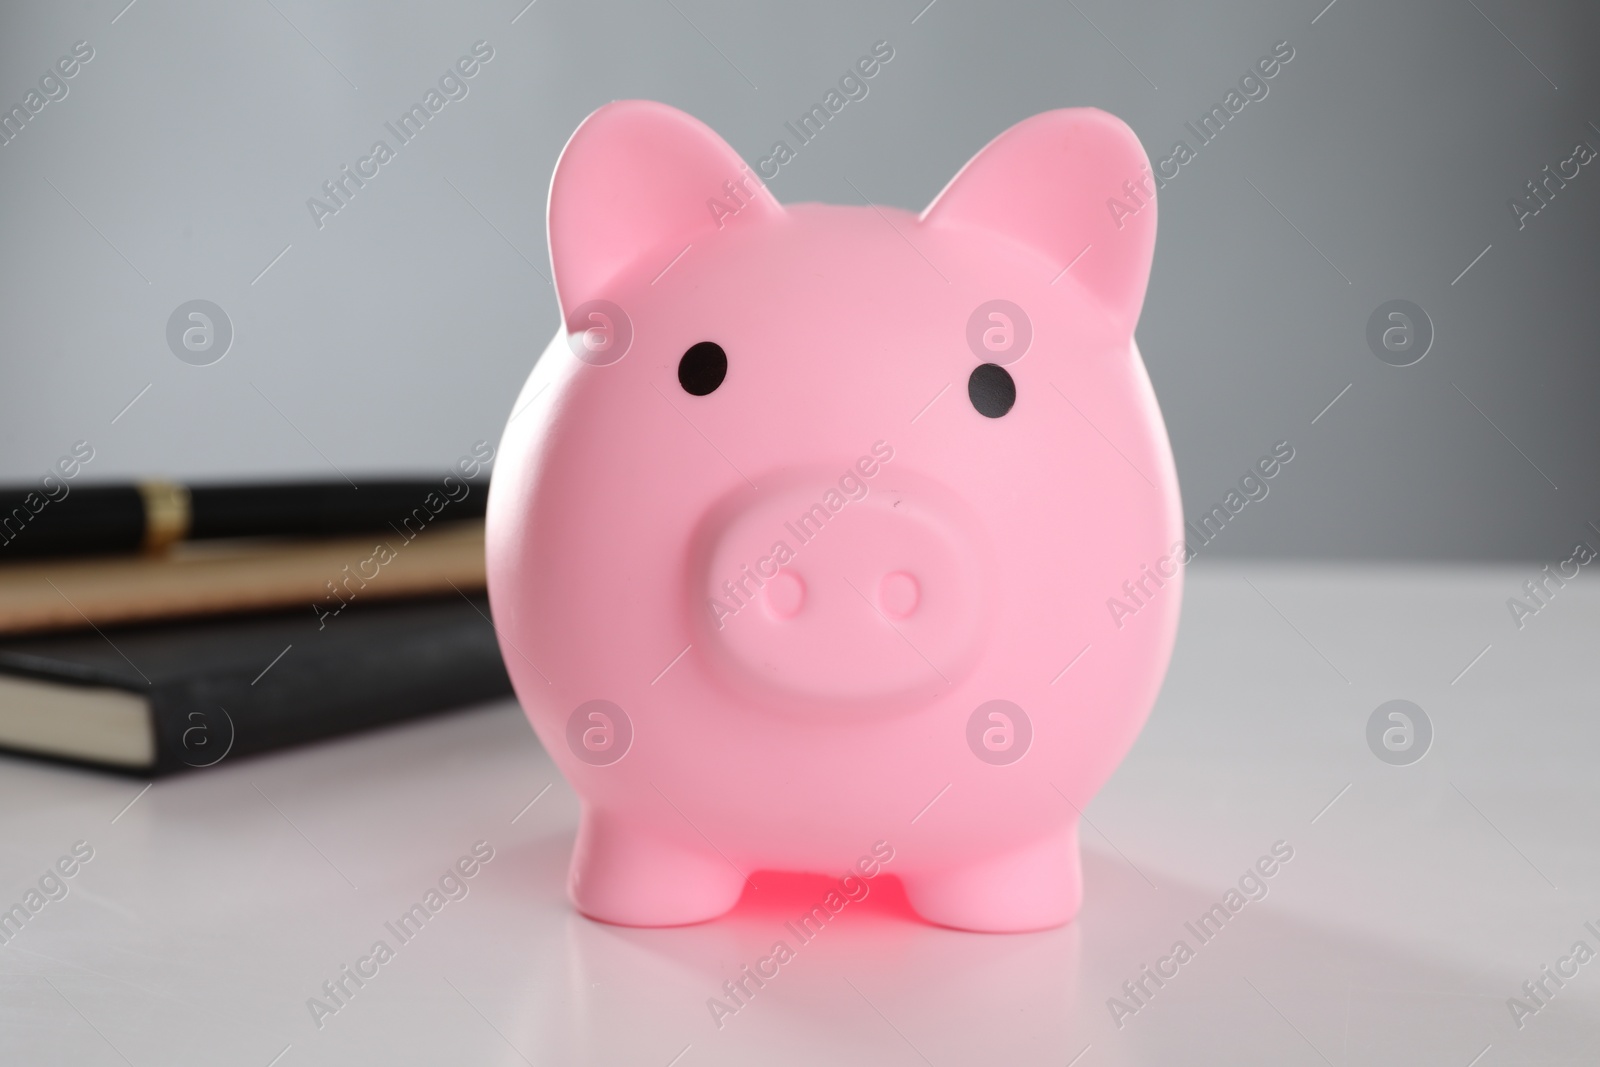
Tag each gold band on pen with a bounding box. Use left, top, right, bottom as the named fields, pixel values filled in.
left=138, top=480, right=192, bottom=554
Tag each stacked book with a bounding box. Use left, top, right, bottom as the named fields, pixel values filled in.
left=0, top=472, right=511, bottom=775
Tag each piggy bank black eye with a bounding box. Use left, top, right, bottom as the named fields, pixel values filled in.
left=678, top=342, right=727, bottom=396
left=968, top=363, right=1015, bottom=418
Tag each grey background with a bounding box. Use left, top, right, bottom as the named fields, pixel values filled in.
left=1, top=0, right=1595, bottom=560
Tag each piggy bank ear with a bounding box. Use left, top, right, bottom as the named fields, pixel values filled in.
left=922, top=108, right=1156, bottom=333
left=548, top=100, right=782, bottom=320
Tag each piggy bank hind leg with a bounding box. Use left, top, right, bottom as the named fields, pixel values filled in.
left=567, top=807, right=746, bottom=927
left=899, top=823, right=1082, bottom=933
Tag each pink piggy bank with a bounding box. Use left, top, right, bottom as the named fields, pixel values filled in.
left=487, top=101, right=1181, bottom=932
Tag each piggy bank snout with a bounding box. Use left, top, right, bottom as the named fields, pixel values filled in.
left=696, top=470, right=990, bottom=710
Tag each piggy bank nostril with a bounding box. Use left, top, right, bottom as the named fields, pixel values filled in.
left=879, top=572, right=920, bottom=619
left=764, top=570, right=806, bottom=619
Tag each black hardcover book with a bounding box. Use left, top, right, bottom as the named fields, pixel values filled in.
left=0, top=596, right=511, bottom=775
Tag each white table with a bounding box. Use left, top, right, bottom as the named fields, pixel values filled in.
left=2, top=564, right=1596, bottom=1065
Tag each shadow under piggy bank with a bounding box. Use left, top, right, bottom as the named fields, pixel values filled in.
left=549, top=868, right=1077, bottom=1066
left=488, top=846, right=1590, bottom=1066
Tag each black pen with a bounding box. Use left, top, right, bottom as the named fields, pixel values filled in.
left=0, top=478, right=488, bottom=559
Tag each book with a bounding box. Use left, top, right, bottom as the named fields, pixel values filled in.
left=0, top=594, right=512, bottom=775
left=0, top=520, right=486, bottom=636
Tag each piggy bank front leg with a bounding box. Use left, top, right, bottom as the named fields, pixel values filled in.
left=899, top=822, right=1081, bottom=933
left=568, top=806, right=747, bottom=927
